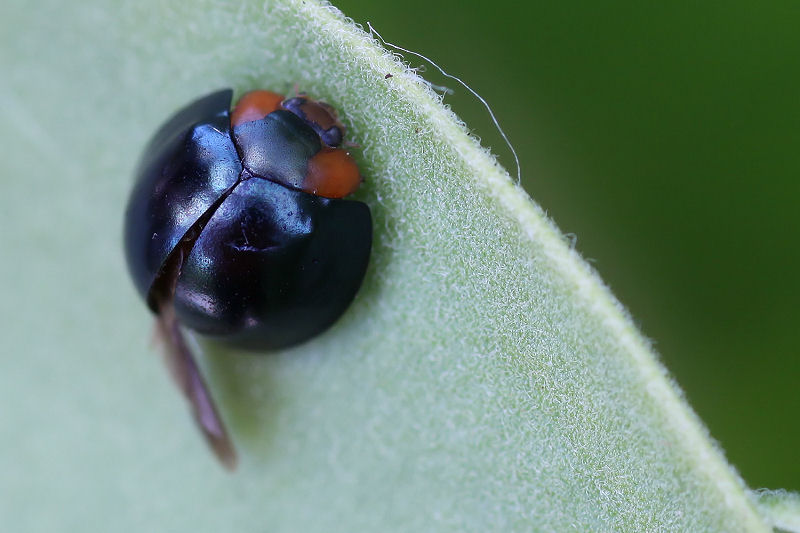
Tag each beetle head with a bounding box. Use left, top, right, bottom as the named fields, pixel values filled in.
left=281, top=96, right=345, bottom=148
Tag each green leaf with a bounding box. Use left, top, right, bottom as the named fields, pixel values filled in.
left=755, top=490, right=800, bottom=533
left=0, top=0, right=775, bottom=531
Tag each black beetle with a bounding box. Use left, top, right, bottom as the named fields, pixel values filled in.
left=124, top=89, right=372, bottom=468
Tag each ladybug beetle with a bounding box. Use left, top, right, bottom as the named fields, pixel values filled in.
left=124, top=89, right=372, bottom=469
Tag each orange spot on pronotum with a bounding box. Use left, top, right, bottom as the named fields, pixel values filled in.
left=303, top=148, right=362, bottom=198
left=231, top=90, right=284, bottom=126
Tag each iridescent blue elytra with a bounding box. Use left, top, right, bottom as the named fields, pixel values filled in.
left=125, top=88, right=371, bottom=349
left=123, top=89, right=372, bottom=468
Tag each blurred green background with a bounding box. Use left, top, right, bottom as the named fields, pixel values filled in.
left=335, top=1, right=800, bottom=490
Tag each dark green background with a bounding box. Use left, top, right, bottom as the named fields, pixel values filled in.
left=335, top=1, right=800, bottom=491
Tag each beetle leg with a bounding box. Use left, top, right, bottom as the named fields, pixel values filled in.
left=154, top=302, right=238, bottom=470
left=145, top=179, right=242, bottom=470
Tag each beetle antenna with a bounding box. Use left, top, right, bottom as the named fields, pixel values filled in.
left=367, top=22, right=522, bottom=186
